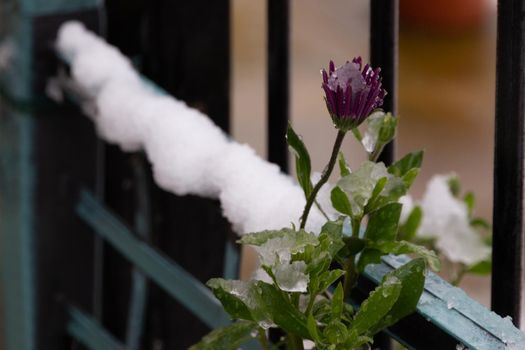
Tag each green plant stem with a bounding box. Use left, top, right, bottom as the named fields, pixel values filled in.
left=351, top=217, right=361, bottom=238
left=300, top=130, right=347, bottom=229
left=452, top=265, right=468, bottom=286
left=257, top=327, right=271, bottom=350
left=369, top=143, right=385, bottom=162
left=343, top=217, right=362, bottom=299
left=315, top=200, right=330, bottom=220
left=305, top=291, right=318, bottom=316
left=343, top=257, right=359, bottom=300
left=288, top=333, right=304, bottom=350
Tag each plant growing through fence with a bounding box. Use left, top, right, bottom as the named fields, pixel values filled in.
left=191, top=58, right=441, bottom=350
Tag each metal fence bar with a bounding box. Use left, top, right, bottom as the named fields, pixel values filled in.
left=492, top=0, right=525, bottom=326
left=267, top=0, right=290, bottom=172
left=369, top=3, right=398, bottom=347
left=0, top=3, right=101, bottom=350
left=68, top=306, right=124, bottom=350
left=370, top=0, right=398, bottom=166
left=76, top=189, right=231, bottom=329
left=362, top=256, right=525, bottom=350
left=223, top=240, right=241, bottom=280
left=125, top=156, right=151, bottom=350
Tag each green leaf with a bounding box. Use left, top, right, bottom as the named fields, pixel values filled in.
left=447, top=176, right=461, bottom=197
left=256, top=282, right=310, bottom=339
left=370, top=258, right=426, bottom=334
left=317, top=269, right=346, bottom=293
left=471, top=217, right=491, bottom=231
left=307, top=251, right=332, bottom=278
left=356, top=249, right=383, bottom=272
left=464, top=192, right=475, bottom=216
left=378, top=113, right=398, bottom=145
left=331, top=186, right=353, bottom=216
left=320, top=218, right=344, bottom=239
left=399, top=206, right=422, bottom=241
left=343, top=236, right=366, bottom=255
left=351, top=275, right=402, bottom=335
left=388, top=151, right=424, bottom=178
left=351, top=127, right=363, bottom=142
left=307, top=313, right=322, bottom=343
left=312, top=299, right=332, bottom=324
left=364, top=203, right=402, bottom=242
left=467, top=259, right=492, bottom=275
left=323, top=321, right=348, bottom=344
left=338, top=152, right=351, bottom=177
left=331, top=283, right=345, bottom=321
left=207, top=279, right=255, bottom=321
left=402, top=168, right=420, bottom=188
left=368, top=240, right=441, bottom=272
left=365, top=176, right=408, bottom=213
left=345, top=333, right=373, bottom=350
left=368, top=177, right=388, bottom=206
left=189, top=321, right=257, bottom=350
left=286, top=124, right=313, bottom=197
left=318, top=219, right=346, bottom=257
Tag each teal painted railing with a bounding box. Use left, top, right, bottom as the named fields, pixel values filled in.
left=76, top=190, right=232, bottom=329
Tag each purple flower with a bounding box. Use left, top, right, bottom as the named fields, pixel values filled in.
left=322, top=57, right=386, bottom=131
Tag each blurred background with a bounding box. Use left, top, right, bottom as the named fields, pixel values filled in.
left=233, top=0, right=497, bottom=307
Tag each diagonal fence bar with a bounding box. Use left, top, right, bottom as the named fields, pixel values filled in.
left=492, top=0, right=525, bottom=326
left=68, top=306, right=124, bottom=350
left=75, top=189, right=231, bottom=329
left=362, top=256, right=525, bottom=350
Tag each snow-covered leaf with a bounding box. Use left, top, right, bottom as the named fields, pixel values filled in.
left=274, top=261, right=309, bottom=292
left=361, top=111, right=397, bottom=153
left=336, top=161, right=390, bottom=218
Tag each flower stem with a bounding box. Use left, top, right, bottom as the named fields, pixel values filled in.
left=300, top=130, right=346, bottom=229
left=343, top=257, right=359, bottom=300
left=369, top=142, right=385, bottom=162
left=451, top=264, right=468, bottom=286
left=343, top=217, right=362, bottom=299
left=257, top=327, right=271, bottom=350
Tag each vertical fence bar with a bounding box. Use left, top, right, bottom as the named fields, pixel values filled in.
left=370, top=0, right=398, bottom=166
left=141, top=1, right=232, bottom=348
left=369, top=1, right=398, bottom=347
left=267, top=0, right=290, bottom=172
left=492, top=0, right=525, bottom=327
left=0, top=2, right=102, bottom=349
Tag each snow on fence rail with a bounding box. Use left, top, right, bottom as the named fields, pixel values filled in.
left=55, top=21, right=330, bottom=236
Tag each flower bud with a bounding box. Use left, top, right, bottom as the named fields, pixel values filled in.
left=322, top=57, right=387, bottom=131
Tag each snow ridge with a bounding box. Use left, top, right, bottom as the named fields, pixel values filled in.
left=55, top=21, right=327, bottom=235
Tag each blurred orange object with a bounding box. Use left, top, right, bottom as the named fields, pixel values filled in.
left=400, top=0, right=491, bottom=31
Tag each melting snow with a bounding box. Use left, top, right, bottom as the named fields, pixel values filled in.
left=399, top=175, right=490, bottom=265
